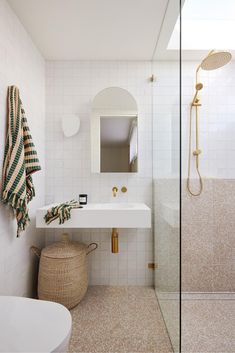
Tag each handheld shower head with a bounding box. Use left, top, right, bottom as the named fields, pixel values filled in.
left=195, top=83, right=203, bottom=91
left=191, top=83, right=203, bottom=106
left=200, top=50, right=232, bottom=71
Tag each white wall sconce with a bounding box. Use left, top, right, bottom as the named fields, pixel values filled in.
left=62, top=115, right=80, bottom=137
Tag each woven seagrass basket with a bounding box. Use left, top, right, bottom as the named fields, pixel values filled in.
left=32, top=234, right=97, bottom=309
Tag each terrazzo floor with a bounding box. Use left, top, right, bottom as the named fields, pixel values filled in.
left=68, top=286, right=173, bottom=353
left=182, top=296, right=235, bottom=353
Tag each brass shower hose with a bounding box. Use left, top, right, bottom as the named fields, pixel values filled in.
left=187, top=103, right=203, bottom=196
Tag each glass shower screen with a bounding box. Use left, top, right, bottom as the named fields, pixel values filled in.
left=152, top=1, right=181, bottom=351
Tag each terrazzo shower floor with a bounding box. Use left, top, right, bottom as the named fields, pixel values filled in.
left=182, top=294, right=235, bottom=353
left=68, top=286, right=173, bottom=353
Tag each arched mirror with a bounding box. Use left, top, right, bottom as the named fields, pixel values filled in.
left=91, top=87, right=138, bottom=173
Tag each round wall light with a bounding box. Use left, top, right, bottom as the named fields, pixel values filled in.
left=62, top=115, right=80, bottom=137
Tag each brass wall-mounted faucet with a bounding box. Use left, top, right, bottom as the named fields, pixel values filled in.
left=112, top=186, right=118, bottom=197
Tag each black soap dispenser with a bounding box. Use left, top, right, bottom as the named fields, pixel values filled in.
left=79, top=194, right=87, bottom=205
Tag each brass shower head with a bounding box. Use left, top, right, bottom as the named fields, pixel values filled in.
left=195, top=50, right=232, bottom=87
left=195, top=83, right=203, bottom=90
left=200, top=50, right=232, bottom=71
left=191, top=82, right=203, bottom=106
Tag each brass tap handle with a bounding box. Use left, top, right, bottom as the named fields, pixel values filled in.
left=121, top=186, right=127, bottom=193
left=112, top=186, right=118, bottom=197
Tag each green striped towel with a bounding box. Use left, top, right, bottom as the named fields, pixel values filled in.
left=2, top=86, right=41, bottom=237
left=44, top=200, right=82, bottom=225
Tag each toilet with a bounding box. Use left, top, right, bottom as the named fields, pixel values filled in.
left=0, top=296, right=72, bottom=353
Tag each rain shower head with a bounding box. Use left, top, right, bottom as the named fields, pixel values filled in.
left=195, top=50, right=232, bottom=86
left=200, top=50, right=232, bottom=71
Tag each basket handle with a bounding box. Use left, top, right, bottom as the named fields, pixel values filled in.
left=86, top=242, right=98, bottom=255
left=31, top=246, right=41, bottom=258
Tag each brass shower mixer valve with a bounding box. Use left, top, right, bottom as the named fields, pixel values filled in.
left=192, top=98, right=202, bottom=107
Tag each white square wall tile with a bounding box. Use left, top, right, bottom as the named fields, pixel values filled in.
left=45, top=60, right=153, bottom=286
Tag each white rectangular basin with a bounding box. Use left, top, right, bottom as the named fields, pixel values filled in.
left=36, top=203, right=151, bottom=229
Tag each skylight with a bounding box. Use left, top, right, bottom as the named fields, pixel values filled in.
left=168, top=0, right=235, bottom=50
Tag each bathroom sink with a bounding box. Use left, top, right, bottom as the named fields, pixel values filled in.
left=87, top=203, right=136, bottom=209
left=36, top=203, right=151, bottom=229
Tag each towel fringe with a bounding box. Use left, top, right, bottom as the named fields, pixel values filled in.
left=2, top=189, right=30, bottom=237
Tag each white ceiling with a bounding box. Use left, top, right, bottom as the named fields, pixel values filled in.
left=8, top=0, right=170, bottom=60
left=8, top=0, right=234, bottom=61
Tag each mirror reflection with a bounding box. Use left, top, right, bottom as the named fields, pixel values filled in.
left=91, top=87, right=138, bottom=173
left=100, top=116, right=138, bottom=172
